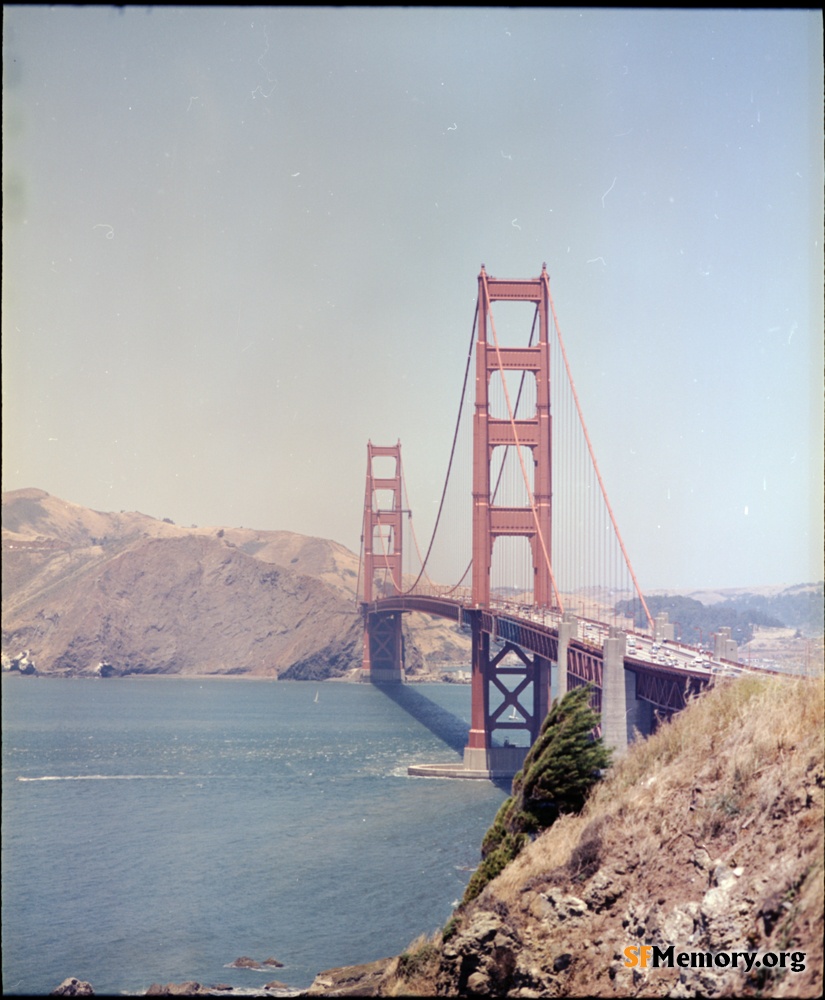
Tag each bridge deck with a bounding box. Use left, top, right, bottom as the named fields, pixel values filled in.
left=361, top=595, right=752, bottom=683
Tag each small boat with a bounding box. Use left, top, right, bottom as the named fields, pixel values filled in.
left=507, top=707, right=518, bottom=721
left=314, top=690, right=319, bottom=703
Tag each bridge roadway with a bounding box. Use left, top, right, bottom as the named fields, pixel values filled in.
left=361, top=593, right=750, bottom=721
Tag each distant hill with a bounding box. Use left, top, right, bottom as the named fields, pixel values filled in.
left=1, top=488, right=466, bottom=678
left=617, top=583, right=824, bottom=646
left=715, top=584, right=824, bottom=635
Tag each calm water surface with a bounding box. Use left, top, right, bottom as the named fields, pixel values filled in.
left=1, top=675, right=506, bottom=995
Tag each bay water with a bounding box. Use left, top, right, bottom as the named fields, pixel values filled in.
left=1, top=675, right=507, bottom=996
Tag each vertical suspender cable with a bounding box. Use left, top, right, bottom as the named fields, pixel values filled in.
left=542, top=273, right=654, bottom=632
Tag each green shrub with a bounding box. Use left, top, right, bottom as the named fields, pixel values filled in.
left=464, top=831, right=528, bottom=903
left=480, top=796, right=513, bottom=858
left=397, top=942, right=439, bottom=979
left=442, top=915, right=459, bottom=942
left=515, top=684, right=612, bottom=827
left=461, top=684, right=611, bottom=906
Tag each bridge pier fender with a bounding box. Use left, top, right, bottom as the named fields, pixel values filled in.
left=463, top=744, right=528, bottom=778
left=601, top=632, right=628, bottom=754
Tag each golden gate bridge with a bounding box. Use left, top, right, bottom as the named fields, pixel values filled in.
left=357, top=265, right=756, bottom=779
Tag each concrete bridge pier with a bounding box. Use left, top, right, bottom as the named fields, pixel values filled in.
left=535, top=653, right=551, bottom=730
left=654, top=612, right=675, bottom=642
left=714, top=627, right=738, bottom=662
left=555, top=613, right=577, bottom=698
left=601, top=631, right=628, bottom=753
left=625, top=669, right=655, bottom=741
left=602, top=628, right=658, bottom=752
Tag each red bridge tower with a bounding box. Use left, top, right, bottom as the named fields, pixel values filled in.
left=465, top=264, right=556, bottom=774
left=361, top=441, right=405, bottom=682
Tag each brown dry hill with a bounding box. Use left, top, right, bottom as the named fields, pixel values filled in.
left=302, top=673, right=824, bottom=998
left=2, top=488, right=468, bottom=678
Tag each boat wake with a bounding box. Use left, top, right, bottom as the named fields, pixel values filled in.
left=17, top=774, right=187, bottom=782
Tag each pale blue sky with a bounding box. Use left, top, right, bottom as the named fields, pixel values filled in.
left=3, top=6, right=822, bottom=590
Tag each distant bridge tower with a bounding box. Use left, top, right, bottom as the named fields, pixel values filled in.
left=361, top=441, right=404, bottom=682
left=465, top=264, right=556, bottom=773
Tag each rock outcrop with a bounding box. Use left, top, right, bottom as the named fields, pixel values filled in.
left=50, top=979, right=94, bottom=996
left=302, top=957, right=398, bottom=996
left=228, top=956, right=263, bottom=969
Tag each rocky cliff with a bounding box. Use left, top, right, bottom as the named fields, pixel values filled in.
left=2, top=488, right=468, bottom=678
left=302, top=673, right=824, bottom=997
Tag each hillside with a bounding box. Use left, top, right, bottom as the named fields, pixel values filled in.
left=302, top=674, right=824, bottom=998
left=612, top=585, right=824, bottom=675
left=617, top=585, right=824, bottom=649
left=1, top=489, right=467, bottom=678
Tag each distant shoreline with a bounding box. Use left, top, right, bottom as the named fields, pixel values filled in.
left=2, top=670, right=469, bottom=684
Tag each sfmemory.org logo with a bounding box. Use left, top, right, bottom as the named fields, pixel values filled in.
left=624, top=945, right=806, bottom=974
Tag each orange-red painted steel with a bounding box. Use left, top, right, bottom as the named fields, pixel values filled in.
left=472, top=264, right=554, bottom=610
left=361, top=441, right=404, bottom=674
left=359, top=267, right=714, bottom=762
left=469, top=265, right=557, bottom=750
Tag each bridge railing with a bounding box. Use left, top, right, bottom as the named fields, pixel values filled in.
left=407, top=580, right=474, bottom=604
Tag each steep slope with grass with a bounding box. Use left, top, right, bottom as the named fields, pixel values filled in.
left=304, top=674, right=824, bottom=997
left=2, top=489, right=469, bottom=677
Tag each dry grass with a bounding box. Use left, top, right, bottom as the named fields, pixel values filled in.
left=487, top=811, right=586, bottom=897
left=471, top=673, right=820, bottom=919
left=590, top=674, right=823, bottom=817
left=388, top=931, right=442, bottom=997
left=491, top=674, right=821, bottom=902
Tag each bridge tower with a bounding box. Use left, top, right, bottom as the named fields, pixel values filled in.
left=465, top=264, right=556, bottom=774
left=361, top=441, right=405, bottom=683
left=472, top=263, right=554, bottom=606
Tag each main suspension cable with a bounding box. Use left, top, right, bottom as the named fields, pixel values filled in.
left=402, top=304, right=478, bottom=594
left=397, top=451, right=438, bottom=591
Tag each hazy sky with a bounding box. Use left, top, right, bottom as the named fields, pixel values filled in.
left=3, top=6, right=823, bottom=591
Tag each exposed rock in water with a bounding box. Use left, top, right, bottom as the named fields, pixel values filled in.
left=4, top=649, right=37, bottom=674
left=228, top=956, right=263, bottom=969
left=50, top=979, right=94, bottom=996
